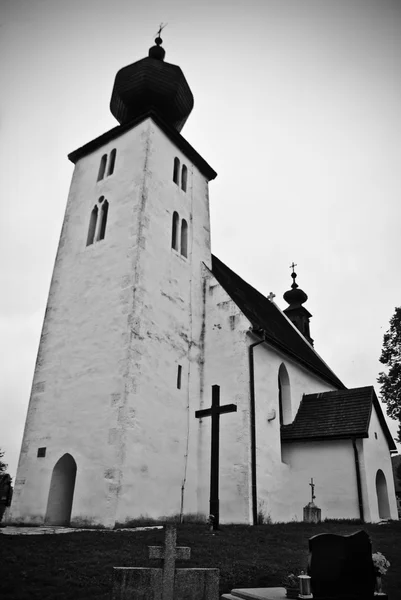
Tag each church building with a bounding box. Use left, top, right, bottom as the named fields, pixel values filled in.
left=7, top=38, right=398, bottom=528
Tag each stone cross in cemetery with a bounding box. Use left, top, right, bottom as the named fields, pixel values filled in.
left=195, top=385, right=237, bottom=530
left=148, top=525, right=191, bottom=600
left=303, top=477, right=321, bottom=523
left=112, top=525, right=219, bottom=600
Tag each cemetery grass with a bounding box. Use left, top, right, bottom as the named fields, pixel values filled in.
left=1, top=521, right=401, bottom=599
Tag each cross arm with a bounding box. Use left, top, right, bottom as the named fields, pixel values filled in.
left=218, top=403, right=237, bottom=414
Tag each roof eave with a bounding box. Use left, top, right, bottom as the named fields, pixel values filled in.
left=68, top=110, right=217, bottom=181
left=281, top=432, right=369, bottom=443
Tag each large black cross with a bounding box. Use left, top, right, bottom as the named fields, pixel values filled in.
left=195, top=385, right=237, bottom=530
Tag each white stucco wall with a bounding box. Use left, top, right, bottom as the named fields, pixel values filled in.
left=280, top=440, right=360, bottom=521
left=252, top=340, right=338, bottom=522
left=199, top=269, right=253, bottom=524
left=9, top=117, right=214, bottom=527
left=360, top=404, right=398, bottom=521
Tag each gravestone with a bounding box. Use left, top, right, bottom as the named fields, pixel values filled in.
left=303, top=478, right=321, bottom=523
left=308, top=530, right=377, bottom=599
left=112, top=525, right=219, bottom=600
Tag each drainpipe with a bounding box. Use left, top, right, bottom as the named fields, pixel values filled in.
left=249, top=331, right=265, bottom=525
left=352, top=437, right=364, bottom=522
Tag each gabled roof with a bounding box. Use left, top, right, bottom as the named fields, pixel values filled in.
left=211, top=255, right=345, bottom=389
left=68, top=110, right=217, bottom=181
left=281, top=386, right=396, bottom=451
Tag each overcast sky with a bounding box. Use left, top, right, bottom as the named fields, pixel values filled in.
left=1, top=0, right=401, bottom=478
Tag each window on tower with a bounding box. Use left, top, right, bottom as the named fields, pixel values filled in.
left=97, top=199, right=109, bottom=241
left=86, top=205, right=99, bottom=246
left=180, top=219, right=188, bottom=258
left=97, top=154, right=107, bottom=181
left=107, top=149, right=117, bottom=176
left=171, top=211, right=179, bottom=250
left=181, top=165, right=188, bottom=192
left=173, top=157, right=180, bottom=185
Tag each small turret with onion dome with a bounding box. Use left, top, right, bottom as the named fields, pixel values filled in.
left=283, top=263, right=314, bottom=346
left=110, top=25, right=194, bottom=132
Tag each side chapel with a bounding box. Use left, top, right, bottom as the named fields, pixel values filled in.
left=7, top=37, right=398, bottom=527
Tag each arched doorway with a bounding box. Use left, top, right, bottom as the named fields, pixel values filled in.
left=278, top=363, right=292, bottom=425
left=45, top=454, right=77, bottom=526
left=376, top=469, right=391, bottom=520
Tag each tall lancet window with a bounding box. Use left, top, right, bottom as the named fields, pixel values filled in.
left=97, top=154, right=107, bottom=181
left=97, top=199, right=109, bottom=241
left=86, top=205, right=98, bottom=246
left=181, top=165, right=188, bottom=192
left=278, top=363, right=291, bottom=426
left=107, top=149, right=117, bottom=176
left=171, top=211, right=179, bottom=250
left=173, top=157, right=180, bottom=185
left=180, top=219, right=188, bottom=258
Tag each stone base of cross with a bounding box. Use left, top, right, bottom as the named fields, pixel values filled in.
left=112, top=524, right=219, bottom=600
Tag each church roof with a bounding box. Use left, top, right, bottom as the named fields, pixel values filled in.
left=68, top=110, right=217, bottom=181
left=281, top=386, right=396, bottom=450
left=211, top=255, right=345, bottom=389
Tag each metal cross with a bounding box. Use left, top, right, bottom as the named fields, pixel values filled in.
left=290, top=262, right=297, bottom=273
left=156, top=22, right=167, bottom=37
left=195, top=385, right=237, bottom=530
left=148, top=525, right=191, bottom=600
left=309, top=478, right=316, bottom=503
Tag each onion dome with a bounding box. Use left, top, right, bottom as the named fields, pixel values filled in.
left=283, top=266, right=314, bottom=346
left=110, top=37, right=194, bottom=132
left=283, top=270, right=308, bottom=308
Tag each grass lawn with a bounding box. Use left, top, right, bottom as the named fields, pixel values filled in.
left=1, top=521, right=400, bottom=599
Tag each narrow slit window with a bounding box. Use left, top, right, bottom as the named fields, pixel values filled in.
left=97, top=199, right=109, bottom=241
left=172, top=211, right=179, bottom=250
left=97, top=154, right=107, bottom=181
left=177, top=365, right=182, bottom=389
left=86, top=205, right=98, bottom=246
left=107, top=148, right=116, bottom=176
left=180, top=219, right=188, bottom=258
left=173, top=157, right=180, bottom=185
left=181, top=165, right=188, bottom=192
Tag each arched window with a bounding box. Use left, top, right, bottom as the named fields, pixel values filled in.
left=278, top=363, right=291, bottom=425
left=107, top=148, right=116, bottom=176
left=171, top=211, right=179, bottom=250
left=86, top=205, right=98, bottom=246
left=376, top=469, right=391, bottom=519
left=181, top=165, right=188, bottom=192
left=173, top=157, right=180, bottom=185
left=97, top=199, right=109, bottom=241
left=97, top=154, right=107, bottom=181
left=180, top=219, right=188, bottom=258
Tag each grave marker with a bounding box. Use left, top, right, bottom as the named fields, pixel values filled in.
left=112, top=525, right=219, bottom=600
left=148, top=525, right=191, bottom=599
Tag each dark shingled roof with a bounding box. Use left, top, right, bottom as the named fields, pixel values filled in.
left=211, top=255, right=345, bottom=390
left=68, top=110, right=217, bottom=181
left=281, top=386, right=396, bottom=450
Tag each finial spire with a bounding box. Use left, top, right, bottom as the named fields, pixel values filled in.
left=149, top=24, right=167, bottom=60
left=289, top=262, right=299, bottom=290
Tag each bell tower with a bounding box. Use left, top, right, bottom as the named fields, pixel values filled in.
left=9, top=37, right=217, bottom=528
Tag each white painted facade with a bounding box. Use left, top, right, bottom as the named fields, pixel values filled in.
left=8, top=112, right=398, bottom=527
